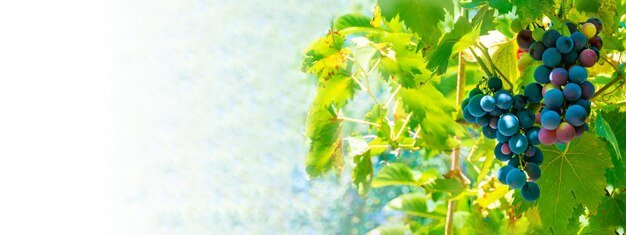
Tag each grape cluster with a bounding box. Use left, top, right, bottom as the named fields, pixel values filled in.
left=461, top=76, right=542, bottom=202
left=520, top=18, right=602, bottom=146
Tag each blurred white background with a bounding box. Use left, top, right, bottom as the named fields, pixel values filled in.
left=0, top=0, right=374, bottom=234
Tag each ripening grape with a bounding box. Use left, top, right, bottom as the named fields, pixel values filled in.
left=495, top=90, right=513, bottom=109
left=581, top=23, right=597, bottom=38
left=495, top=142, right=513, bottom=161
left=509, top=133, right=529, bottom=154
left=529, top=42, right=547, bottom=60
left=497, top=165, right=514, bottom=184
left=480, top=95, right=496, bottom=112
left=498, top=113, right=520, bottom=136
left=587, top=17, right=603, bottom=33
left=524, top=83, right=543, bottom=103
left=538, top=127, right=558, bottom=145
left=476, top=115, right=490, bottom=127
left=540, top=110, right=561, bottom=130
left=544, top=89, right=565, bottom=110
left=574, top=99, right=591, bottom=113
left=526, top=127, right=541, bottom=145
left=579, top=49, right=597, bottom=67
left=556, top=36, right=574, bottom=53
left=532, top=28, right=545, bottom=41
left=550, top=67, right=569, bottom=87
left=468, top=94, right=486, bottom=117
left=525, top=145, right=536, bottom=157
left=534, top=65, right=551, bottom=84
left=521, top=182, right=540, bottom=201
left=568, top=65, right=588, bottom=84
left=501, top=143, right=512, bottom=155
left=565, top=105, right=588, bottom=127
left=517, top=30, right=534, bottom=50
left=518, top=54, right=534, bottom=71
left=506, top=169, right=527, bottom=189
left=489, top=117, right=499, bottom=129
left=542, top=29, right=561, bottom=47
left=524, top=162, right=541, bottom=181
left=575, top=123, right=589, bottom=137
left=556, top=122, right=576, bottom=143
left=589, top=35, right=603, bottom=50
left=516, top=109, right=536, bottom=129
left=525, top=148, right=544, bottom=165
left=563, top=83, right=582, bottom=101
left=571, top=32, right=587, bottom=50
left=566, top=22, right=577, bottom=33
left=542, top=48, right=562, bottom=67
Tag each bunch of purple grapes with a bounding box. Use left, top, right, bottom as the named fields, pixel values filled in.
left=461, top=76, right=543, bottom=202
left=517, top=18, right=602, bottom=145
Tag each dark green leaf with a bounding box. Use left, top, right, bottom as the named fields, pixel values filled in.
left=378, top=0, right=454, bottom=46
left=585, top=194, right=626, bottom=233
left=596, top=112, right=622, bottom=160
left=489, top=0, right=513, bottom=14
left=427, top=16, right=480, bottom=74
left=514, top=0, right=556, bottom=24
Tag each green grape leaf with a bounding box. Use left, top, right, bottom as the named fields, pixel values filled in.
left=423, top=178, right=466, bottom=198
left=377, top=0, right=453, bottom=46
left=334, top=13, right=372, bottom=31
left=427, top=16, right=481, bottom=74
left=301, top=32, right=350, bottom=80
left=512, top=190, right=536, bottom=217
left=491, top=39, right=519, bottom=87
left=585, top=194, right=626, bottom=233
left=376, top=32, right=431, bottom=88
left=386, top=193, right=447, bottom=219
left=372, top=163, right=417, bottom=187
left=514, top=0, right=555, bottom=23
left=602, top=35, right=625, bottom=51
left=489, top=0, right=513, bottom=14
left=573, top=0, right=600, bottom=13
left=399, top=84, right=460, bottom=151
left=598, top=110, right=626, bottom=188
left=472, top=7, right=498, bottom=35
left=537, top=133, right=612, bottom=234
left=595, top=112, right=622, bottom=160
left=476, top=184, right=511, bottom=208
left=305, top=75, right=359, bottom=178
left=353, top=151, right=373, bottom=196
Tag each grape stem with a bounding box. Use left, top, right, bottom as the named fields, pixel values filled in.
left=592, top=56, right=624, bottom=100
left=477, top=42, right=515, bottom=89
left=468, top=47, right=493, bottom=77
left=337, top=116, right=381, bottom=127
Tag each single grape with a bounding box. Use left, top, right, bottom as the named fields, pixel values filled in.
left=517, top=30, right=534, bottom=50
left=501, top=143, right=512, bottom=155
left=525, top=145, right=536, bottom=157
left=518, top=54, right=534, bottom=71
left=480, top=95, right=496, bottom=112
left=550, top=67, right=568, bottom=87
left=563, top=83, right=582, bottom=101
left=542, top=29, right=561, bottom=48
left=529, top=42, right=546, bottom=60
left=468, top=94, right=487, bottom=117
left=586, top=17, right=603, bottom=34
left=580, top=81, right=595, bottom=99
left=498, top=113, right=520, bottom=136
left=544, top=89, right=565, bottom=110
left=525, top=148, right=544, bottom=165
left=589, top=35, right=603, bottom=50
left=542, top=83, right=558, bottom=96
left=497, top=131, right=511, bottom=143
left=556, top=36, right=574, bottom=53
left=579, top=49, right=597, bottom=67
left=562, top=50, right=579, bottom=66
left=542, top=48, right=562, bottom=67
left=463, top=106, right=476, bottom=123
left=489, top=117, right=499, bottom=129
left=581, top=23, right=597, bottom=38
left=540, top=110, right=561, bottom=130
left=524, top=83, right=543, bottom=103
left=517, top=109, right=536, bottom=129
left=574, top=99, right=591, bottom=114
left=556, top=122, right=576, bottom=143
left=495, top=143, right=513, bottom=161
left=506, top=169, right=527, bottom=189
left=512, top=95, right=527, bottom=111
left=510, top=19, right=523, bottom=32
left=521, top=182, right=540, bottom=201
left=565, top=105, right=588, bottom=127
left=566, top=22, right=577, bottom=34
left=469, top=87, right=483, bottom=97
left=483, top=126, right=498, bottom=139
left=534, top=65, right=552, bottom=84
left=497, top=165, right=514, bottom=184
left=495, top=90, right=513, bottom=110
left=571, top=32, right=587, bottom=50
left=461, top=98, right=469, bottom=110
left=532, top=28, right=545, bottom=41
left=508, top=155, right=521, bottom=168
left=538, top=127, right=558, bottom=145
left=509, top=133, right=529, bottom=154
left=488, top=77, right=503, bottom=91
left=526, top=127, right=541, bottom=145
left=524, top=162, right=542, bottom=181
left=476, top=115, right=491, bottom=127
left=575, top=123, right=589, bottom=137
left=568, top=65, right=588, bottom=84
left=591, top=47, right=600, bottom=62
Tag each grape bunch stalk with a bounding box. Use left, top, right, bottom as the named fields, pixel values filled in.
left=461, top=76, right=543, bottom=202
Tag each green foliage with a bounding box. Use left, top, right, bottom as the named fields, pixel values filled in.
left=372, top=163, right=419, bottom=187
left=427, top=16, right=480, bottom=74
left=334, top=14, right=373, bottom=30
left=514, top=0, right=555, bottom=24
left=537, top=134, right=612, bottom=234
left=353, top=151, right=373, bottom=196
left=585, top=193, right=626, bottom=233
left=377, top=0, right=453, bottom=46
